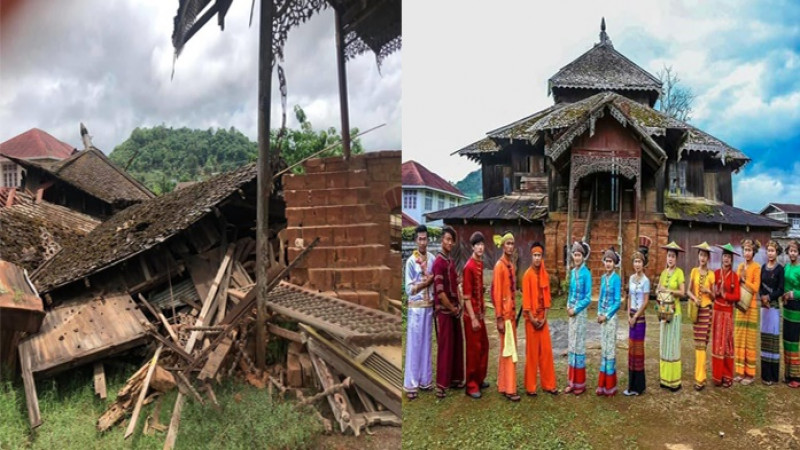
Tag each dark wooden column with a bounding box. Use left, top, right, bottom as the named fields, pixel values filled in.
left=334, top=8, right=351, bottom=160
left=655, top=160, right=665, bottom=214
left=256, top=0, right=274, bottom=370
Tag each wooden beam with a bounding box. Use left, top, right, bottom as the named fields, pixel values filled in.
left=185, top=245, right=234, bottom=353
left=138, top=294, right=179, bottom=343
left=183, top=238, right=319, bottom=375
left=267, top=323, right=303, bottom=343
left=125, top=345, right=163, bottom=439
left=93, top=362, right=107, bottom=399
left=255, top=0, right=275, bottom=372
left=20, top=348, right=41, bottom=428
left=303, top=324, right=401, bottom=417
left=334, top=7, right=351, bottom=159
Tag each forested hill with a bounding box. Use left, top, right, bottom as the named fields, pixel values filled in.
left=109, top=126, right=257, bottom=194
left=454, top=168, right=482, bottom=202
left=109, top=107, right=361, bottom=195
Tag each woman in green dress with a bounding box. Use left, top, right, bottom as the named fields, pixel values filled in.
left=656, top=241, right=686, bottom=391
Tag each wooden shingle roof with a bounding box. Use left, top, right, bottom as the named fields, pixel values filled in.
left=548, top=19, right=662, bottom=97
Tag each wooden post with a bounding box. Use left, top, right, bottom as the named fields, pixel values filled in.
left=256, top=0, right=274, bottom=371
left=334, top=7, right=352, bottom=160
left=655, top=160, right=665, bottom=214
left=566, top=165, right=573, bottom=274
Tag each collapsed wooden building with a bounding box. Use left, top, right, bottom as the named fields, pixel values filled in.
left=428, top=20, right=787, bottom=292
left=3, top=149, right=402, bottom=442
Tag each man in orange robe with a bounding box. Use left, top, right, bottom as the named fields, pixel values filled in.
left=522, top=241, right=559, bottom=396
left=492, top=232, right=520, bottom=401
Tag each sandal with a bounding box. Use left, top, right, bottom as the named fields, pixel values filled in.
left=740, top=378, right=753, bottom=386
left=788, top=381, right=800, bottom=389
left=435, top=389, right=447, bottom=399
left=544, top=388, right=560, bottom=396
left=406, top=392, right=418, bottom=400
left=564, top=386, right=574, bottom=394
left=504, top=393, right=521, bottom=402
left=526, top=391, right=538, bottom=397
left=694, top=384, right=705, bottom=391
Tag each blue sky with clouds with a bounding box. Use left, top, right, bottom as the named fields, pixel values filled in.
left=403, top=0, right=800, bottom=212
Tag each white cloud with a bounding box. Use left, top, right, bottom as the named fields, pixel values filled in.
left=0, top=0, right=400, bottom=154
left=734, top=162, right=800, bottom=211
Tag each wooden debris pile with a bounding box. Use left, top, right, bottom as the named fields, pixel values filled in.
left=88, top=235, right=402, bottom=446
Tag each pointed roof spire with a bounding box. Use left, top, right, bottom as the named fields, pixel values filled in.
left=599, top=17, right=612, bottom=47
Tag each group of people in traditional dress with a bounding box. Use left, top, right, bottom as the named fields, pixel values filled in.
left=403, top=223, right=800, bottom=401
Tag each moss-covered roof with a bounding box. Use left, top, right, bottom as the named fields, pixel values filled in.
left=455, top=91, right=749, bottom=169
left=665, top=196, right=786, bottom=228
left=548, top=35, right=662, bottom=95
left=34, top=164, right=259, bottom=292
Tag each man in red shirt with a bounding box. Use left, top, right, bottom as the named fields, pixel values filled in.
left=462, top=232, right=490, bottom=398
left=432, top=226, right=464, bottom=398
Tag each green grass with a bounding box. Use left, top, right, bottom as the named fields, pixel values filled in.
left=403, top=295, right=800, bottom=449
left=1, top=360, right=323, bottom=449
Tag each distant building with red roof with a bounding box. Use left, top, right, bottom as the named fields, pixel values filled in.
left=402, top=160, right=466, bottom=226
left=0, top=129, right=76, bottom=188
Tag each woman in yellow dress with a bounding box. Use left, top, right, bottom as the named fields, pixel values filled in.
left=657, top=241, right=686, bottom=391
left=687, top=242, right=716, bottom=390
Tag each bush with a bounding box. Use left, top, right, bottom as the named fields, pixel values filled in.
left=402, top=226, right=442, bottom=241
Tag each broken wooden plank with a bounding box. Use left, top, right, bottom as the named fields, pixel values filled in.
left=198, top=329, right=237, bottom=381
left=163, top=395, right=184, bottom=450
left=362, top=411, right=401, bottom=427
left=94, top=362, right=107, bottom=399
left=139, top=294, right=179, bottom=344
left=307, top=352, right=354, bottom=435
left=302, top=324, right=401, bottom=417
left=215, top=255, right=234, bottom=325
left=184, top=245, right=234, bottom=353
left=125, top=345, right=163, bottom=439
left=182, top=239, right=320, bottom=375
left=267, top=323, right=303, bottom=343
left=98, top=363, right=149, bottom=432
left=354, top=385, right=376, bottom=413
left=19, top=347, right=41, bottom=428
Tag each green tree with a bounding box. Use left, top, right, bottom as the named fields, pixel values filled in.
left=109, top=107, right=361, bottom=194
left=272, top=105, right=364, bottom=173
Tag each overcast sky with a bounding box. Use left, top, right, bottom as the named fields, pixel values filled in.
left=403, top=0, right=800, bottom=212
left=0, top=0, right=401, bottom=154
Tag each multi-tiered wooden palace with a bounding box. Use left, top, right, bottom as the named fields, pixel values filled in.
left=428, top=20, right=786, bottom=293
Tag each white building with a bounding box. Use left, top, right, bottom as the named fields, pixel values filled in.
left=402, top=160, right=467, bottom=226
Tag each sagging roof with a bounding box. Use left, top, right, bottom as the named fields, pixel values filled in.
left=426, top=194, right=548, bottom=222
left=665, top=196, right=788, bottom=229
left=34, top=163, right=258, bottom=292
left=0, top=190, right=101, bottom=271
left=548, top=19, right=662, bottom=97
left=456, top=92, right=750, bottom=169
left=4, top=148, right=154, bottom=207
left=402, top=160, right=465, bottom=197
left=0, top=128, right=76, bottom=160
